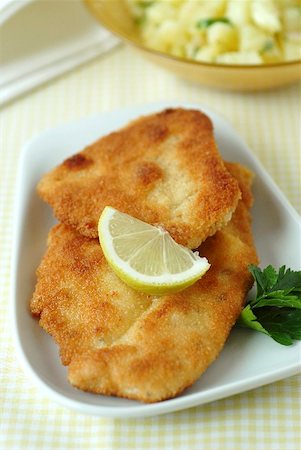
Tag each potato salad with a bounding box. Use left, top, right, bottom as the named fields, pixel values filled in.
left=127, top=0, right=301, bottom=64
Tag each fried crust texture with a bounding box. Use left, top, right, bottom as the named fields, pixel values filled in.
left=30, top=163, right=258, bottom=403
left=37, top=108, right=241, bottom=248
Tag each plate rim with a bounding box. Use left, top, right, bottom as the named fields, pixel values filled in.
left=11, top=101, right=301, bottom=418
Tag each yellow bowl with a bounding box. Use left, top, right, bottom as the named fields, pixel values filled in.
left=84, top=0, right=301, bottom=92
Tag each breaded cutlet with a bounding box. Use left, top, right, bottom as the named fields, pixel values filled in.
left=37, top=108, right=241, bottom=249
left=30, top=162, right=258, bottom=403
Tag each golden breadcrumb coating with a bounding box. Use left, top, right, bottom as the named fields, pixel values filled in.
left=30, top=163, right=258, bottom=403
left=37, top=108, right=241, bottom=248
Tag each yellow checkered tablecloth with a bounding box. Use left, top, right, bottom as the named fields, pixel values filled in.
left=1, top=45, right=300, bottom=450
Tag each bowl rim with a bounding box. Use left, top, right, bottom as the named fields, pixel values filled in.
left=86, top=1, right=301, bottom=70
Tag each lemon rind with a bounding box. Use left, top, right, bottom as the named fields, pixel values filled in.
left=98, top=206, right=210, bottom=294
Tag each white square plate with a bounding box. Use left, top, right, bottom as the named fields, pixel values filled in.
left=12, top=102, right=301, bottom=418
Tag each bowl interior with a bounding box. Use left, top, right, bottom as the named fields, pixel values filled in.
left=84, top=0, right=301, bottom=90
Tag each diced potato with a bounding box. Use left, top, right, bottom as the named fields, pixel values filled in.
left=142, top=24, right=170, bottom=52
left=194, top=0, right=227, bottom=18
left=216, top=51, right=263, bottom=64
left=187, top=21, right=207, bottom=39
left=180, top=0, right=226, bottom=25
left=146, top=2, right=177, bottom=25
left=127, top=0, right=301, bottom=64
left=226, top=0, right=252, bottom=24
left=251, top=0, right=281, bottom=33
left=207, top=22, right=238, bottom=51
left=185, top=33, right=207, bottom=58
left=283, top=39, right=301, bottom=60
left=169, top=45, right=186, bottom=58
left=274, top=0, right=301, bottom=8
left=156, top=20, right=183, bottom=46
left=282, top=7, right=301, bottom=32
left=203, top=0, right=227, bottom=16
left=179, top=1, right=206, bottom=25
left=194, top=44, right=222, bottom=62
left=261, top=42, right=282, bottom=62
left=240, top=24, right=274, bottom=52
left=284, top=31, right=301, bottom=42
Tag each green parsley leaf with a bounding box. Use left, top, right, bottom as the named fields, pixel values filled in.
left=237, top=304, right=269, bottom=335
left=261, top=40, right=275, bottom=53
left=255, top=307, right=301, bottom=345
left=237, top=265, right=301, bottom=345
left=273, top=267, right=301, bottom=291
left=196, top=17, right=232, bottom=29
left=254, top=292, right=301, bottom=309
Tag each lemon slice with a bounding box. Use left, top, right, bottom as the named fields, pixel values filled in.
left=98, top=206, right=210, bottom=295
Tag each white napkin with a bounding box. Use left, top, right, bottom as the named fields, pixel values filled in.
left=0, top=0, right=120, bottom=105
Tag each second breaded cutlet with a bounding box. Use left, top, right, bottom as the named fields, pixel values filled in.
left=37, top=108, right=241, bottom=248
left=30, top=163, right=258, bottom=403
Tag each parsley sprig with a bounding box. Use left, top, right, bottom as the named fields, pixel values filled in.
left=237, top=265, right=301, bottom=345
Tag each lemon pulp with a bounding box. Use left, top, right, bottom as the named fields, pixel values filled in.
left=98, top=206, right=210, bottom=294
